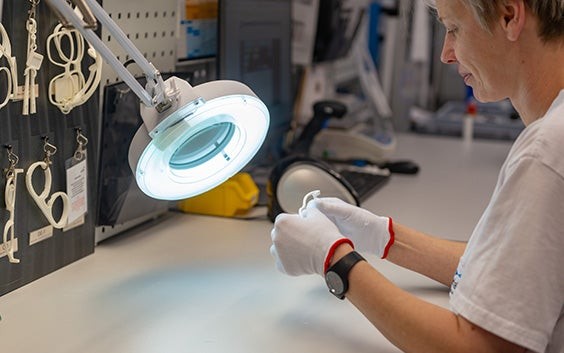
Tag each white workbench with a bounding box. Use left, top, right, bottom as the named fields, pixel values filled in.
left=0, top=133, right=513, bottom=353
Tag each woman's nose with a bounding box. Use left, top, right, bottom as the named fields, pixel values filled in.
left=440, top=35, right=457, bottom=64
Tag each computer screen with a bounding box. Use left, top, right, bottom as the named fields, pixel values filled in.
left=312, top=0, right=366, bottom=63
left=217, top=0, right=293, bottom=169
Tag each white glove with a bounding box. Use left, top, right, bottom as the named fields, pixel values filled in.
left=310, top=197, right=394, bottom=259
left=270, top=207, right=353, bottom=276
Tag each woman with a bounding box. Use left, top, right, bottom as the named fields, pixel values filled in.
left=270, top=1, right=564, bottom=352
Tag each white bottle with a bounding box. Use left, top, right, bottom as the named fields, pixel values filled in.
left=463, top=100, right=477, bottom=144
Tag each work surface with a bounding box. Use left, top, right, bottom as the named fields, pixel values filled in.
left=0, top=133, right=513, bottom=353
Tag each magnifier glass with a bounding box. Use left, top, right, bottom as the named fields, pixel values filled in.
left=130, top=78, right=269, bottom=200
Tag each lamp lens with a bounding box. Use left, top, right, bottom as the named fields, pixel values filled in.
left=169, top=121, right=235, bottom=169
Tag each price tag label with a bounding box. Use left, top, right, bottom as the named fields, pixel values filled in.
left=66, top=154, right=88, bottom=225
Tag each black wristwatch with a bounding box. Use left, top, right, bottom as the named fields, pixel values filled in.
left=325, top=251, right=366, bottom=299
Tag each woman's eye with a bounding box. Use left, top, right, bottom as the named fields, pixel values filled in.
left=447, top=27, right=458, bottom=35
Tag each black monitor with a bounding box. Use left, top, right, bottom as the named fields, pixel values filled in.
left=217, top=0, right=293, bottom=170
left=312, top=0, right=366, bottom=63
left=96, top=75, right=190, bottom=242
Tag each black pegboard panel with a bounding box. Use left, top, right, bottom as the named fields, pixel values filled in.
left=0, top=0, right=99, bottom=296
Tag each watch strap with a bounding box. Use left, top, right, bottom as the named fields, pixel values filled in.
left=325, top=250, right=365, bottom=299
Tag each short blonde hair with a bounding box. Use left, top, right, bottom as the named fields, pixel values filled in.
left=426, top=0, right=564, bottom=42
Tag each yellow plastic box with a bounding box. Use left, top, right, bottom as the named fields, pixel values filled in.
left=177, top=172, right=259, bottom=217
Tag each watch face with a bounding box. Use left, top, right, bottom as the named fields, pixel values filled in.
left=325, top=271, right=345, bottom=296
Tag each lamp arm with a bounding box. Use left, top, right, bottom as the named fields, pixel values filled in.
left=45, top=0, right=170, bottom=110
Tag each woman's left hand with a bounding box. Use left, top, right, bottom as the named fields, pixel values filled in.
left=270, top=207, right=351, bottom=276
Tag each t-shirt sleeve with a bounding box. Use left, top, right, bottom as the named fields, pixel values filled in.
left=450, top=156, right=564, bottom=353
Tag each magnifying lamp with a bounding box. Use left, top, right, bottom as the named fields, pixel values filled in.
left=45, top=0, right=270, bottom=200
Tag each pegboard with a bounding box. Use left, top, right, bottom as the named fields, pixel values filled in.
left=0, top=0, right=99, bottom=296
left=100, top=0, right=178, bottom=86
left=94, top=0, right=218, bottom=243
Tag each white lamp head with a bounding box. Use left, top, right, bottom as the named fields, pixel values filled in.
left=128, top=77, right=270, bottom=200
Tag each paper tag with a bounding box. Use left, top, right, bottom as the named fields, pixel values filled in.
left=66, top=155, right=88, bottom=224
left=63, top=214, right=85, bottom=232
left=13, top=84, right=39, bottom=100
left=26, top=51, right=44, bottom=70
left=0, top=238, right=18, bottom=258
left=29, top=225, right=53, bottom=246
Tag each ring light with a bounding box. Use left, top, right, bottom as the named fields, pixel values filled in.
left=129, top=78, right=269, bottom=200
left=46, top=0, right=270, bottom=200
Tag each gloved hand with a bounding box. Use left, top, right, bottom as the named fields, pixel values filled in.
left=310, top=197, right=395, bottom=259
left=270, top=207, right=353, bottom=276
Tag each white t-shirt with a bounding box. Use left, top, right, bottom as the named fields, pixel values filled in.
left=450, top=90, right=564, bottom=353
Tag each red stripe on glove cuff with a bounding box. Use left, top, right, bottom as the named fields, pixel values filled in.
left=381, top=217, right=395, bottom=259
left=324, top=238, right=355, bottom=274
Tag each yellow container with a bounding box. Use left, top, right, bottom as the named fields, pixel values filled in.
left=177, top=173, right=259, bottom=217
left=185, top=1, right=218, bottom=20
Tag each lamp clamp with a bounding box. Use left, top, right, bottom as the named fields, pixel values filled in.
left=144, top=77, right=205, bottom=138
left=147, top=71, right=174, bottom=113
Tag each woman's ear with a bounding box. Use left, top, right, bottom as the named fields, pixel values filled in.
left=499, top=0, right=526, bottom=41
